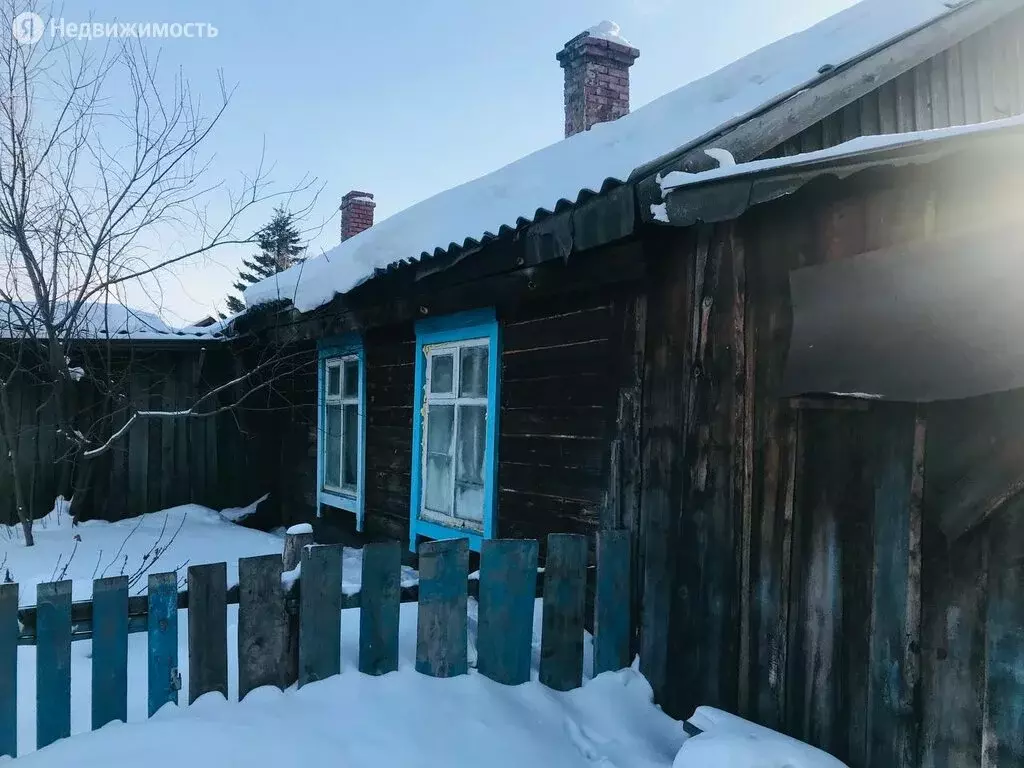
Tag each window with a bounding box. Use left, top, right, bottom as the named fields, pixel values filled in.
left=410, top=309, right=500, bottom=551
left=317, top=336, right=365, bottom=529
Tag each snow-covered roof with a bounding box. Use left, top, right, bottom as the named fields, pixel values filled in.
left=0, top=302, right=229, bottom=341
left=245, top=0, right=971, bottom=315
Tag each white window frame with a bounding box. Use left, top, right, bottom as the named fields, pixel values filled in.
left=419, top=338, right=489, bottom=531
left=322, top=353, right=360, bottom=496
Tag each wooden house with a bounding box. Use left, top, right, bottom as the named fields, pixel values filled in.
left=238, top=0, right=1024, bottom=764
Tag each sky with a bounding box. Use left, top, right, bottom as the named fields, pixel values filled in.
left=42, top=0, right=859, bottom=323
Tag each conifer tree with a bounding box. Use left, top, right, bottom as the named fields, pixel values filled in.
left=225, top=207, right=306, bottom=314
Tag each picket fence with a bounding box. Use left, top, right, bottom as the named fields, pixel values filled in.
left=0, top=531, right=631, bottom=758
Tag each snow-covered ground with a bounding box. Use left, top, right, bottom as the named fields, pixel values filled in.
left=2, top=502, right=417, bottom=606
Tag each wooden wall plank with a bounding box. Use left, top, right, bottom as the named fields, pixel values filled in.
left=147, top=572, right=179, bottom=716
left=540, top=533, right=588, bottom=691
left=36, top=580, right=71, bottom=749
left=238, top=554, right=287, bottom=699
left=477, top=539, right=538, bottom=685
left=299, top=544, right=343, bottom=687
left=91, top=576, right=128, bottom=730
left=359, top=541, right=401, bottom=676
left=187, top=563, right=228, bottom=703
left=416, top=538, right=469, bottom=678
left=0, top=583, right=16, bottom=759
left=594, top=530, right=631, bottom=675
left=127, top=370, right=149, bottom=519
left=160, top=370, right=177, bottom=509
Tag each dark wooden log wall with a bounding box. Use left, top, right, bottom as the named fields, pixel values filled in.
left=765, top=7, right=1024, bottom=159
left=641, top=158, right=1024, bottom=767
left=0, top=345, right=256, bottom=526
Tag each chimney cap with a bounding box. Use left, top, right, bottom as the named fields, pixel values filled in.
left=557, top=20, right=639, bottom=65
left=341, top=190, right=375, bottom=205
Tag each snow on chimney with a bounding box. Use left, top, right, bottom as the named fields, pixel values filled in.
left=340, top=190, right=376, bottom=242
left=556, top=21, right=639, bottom=138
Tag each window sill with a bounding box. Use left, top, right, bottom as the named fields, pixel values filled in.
left=320, top=489, right=358, bottom=514
left=412, top=518, right=484, bottom=553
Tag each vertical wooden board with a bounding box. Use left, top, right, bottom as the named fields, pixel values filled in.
left=160, top=370, right=177, bottom=510
left=945, top=45, right=967, bottom=126
left=914, top=62, right=933, bottom=131
left=147, top=572, right=179, bottom=716
left=147, top=375, right=163, bottom=516
left=974, top=26, right=997, bottom=121
left=540, top=533, right=588, bottom=691
left=960, top=34, right=983, bottom=124
left=176, top=358, right=192, bottom=505
left=91, top=576, right=128, bottom=730
left=866, top=408, right=922, bottom=768
left=477, top=539, right=538, bottom=685
left=594, top=531, right=631, bottom=675
left=108, top=401, right=129, bottom=520
left=0, top=583, right=16, bottom=758
left=929, top=51, right=951, bottom=130
left=878, top=80, right=899, bottom=134
left=238, top=554, right=287, bottom=699
left=359, top=541, right=401, bottom=676
left=416, top=538, right=469, bottom=678
left=36, top=580, right=71, bottom=749
left=187, top=563, right=228, bottom=704
left=299, top=544, right=343, bottom=687
left=127, top=371, right=149, bottom=519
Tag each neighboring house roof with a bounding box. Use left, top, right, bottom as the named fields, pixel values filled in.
left=245, top=0, right=1011, bottom=315
left=0, top=302, right=229, bottom=342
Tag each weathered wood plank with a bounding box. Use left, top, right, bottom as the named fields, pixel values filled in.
left=416, top=538, right=469, bottom=678
left=36, top=580, right=71, bottom=749
left=866, top=408, right=924, bottom=768
left=946, top=44, right=967, bottom=126
left=540, top=533, right=588, bottom=691
left=0, top=583, right=16, bottom=758
left=299, top=544, right=343, bottom=687
left=147, top=572, right=179, bottom=716
left=359, top=541, right=401, bottom=676
left=91, top=576, right=128, bottom=730
left=477, top=539, right=538, bottom=685
left=595, top=530, right=631, bottom=675
left=187, top=563, right=228, bottom=704
left=238, top=554, right=287, bottom=699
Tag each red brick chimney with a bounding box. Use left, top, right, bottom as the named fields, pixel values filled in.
left=556, top=21, right=640, bottom=138
left=340, top=190, right=376, bottom=242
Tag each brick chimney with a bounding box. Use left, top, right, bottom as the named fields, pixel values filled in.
left=556, top=21, right=640, bottom=138
left=340, top=190, right=376, bottom=242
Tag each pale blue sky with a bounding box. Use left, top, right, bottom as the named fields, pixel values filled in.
left=52, top=0, right=857, bottom=322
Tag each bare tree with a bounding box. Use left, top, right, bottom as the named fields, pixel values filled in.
left=0, top=1, right=317, bottom=545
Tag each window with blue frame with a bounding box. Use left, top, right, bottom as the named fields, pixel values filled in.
left=410, top=310, right=500, bottom=551
left=317, top=337, right=366, bottom=529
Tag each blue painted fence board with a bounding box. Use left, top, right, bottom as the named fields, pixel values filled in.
left=299, top=544, right=343, bottom=687
left=984, top=559, right=1024, bottom=765
left=595, top=530, right=632, bottom=675
left=91, top=576, right=128, bottom=730
left=359, top=541, right=401, bottom=676
left=540, top=533, right=588, bottom=691
left=187, top=563, right=228, bottom=704
left=147, top=572, right=180, bottom=716
left=416, top=538, right=469, bottom=678
left=36, top=580, right=72, bottom=749
left=0, top=582, right=17, bottom=758
left=477, top=539, right=538, bottom=685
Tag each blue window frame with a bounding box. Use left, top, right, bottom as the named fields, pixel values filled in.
left=410, top=309, right=500, bottom=552
left=317, top=334, right=366, bottom=530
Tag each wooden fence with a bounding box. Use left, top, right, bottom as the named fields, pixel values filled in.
left=0, top=531, right=631, bottom=758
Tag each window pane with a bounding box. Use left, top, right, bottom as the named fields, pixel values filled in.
left=459, top=346, right=488, bottom=397
left=430, top=353, right=454, bottom=394
left=426, top=404, right=454, bottom=454
left=324, top=404, right=342, bottom=488
left=343, top=359, right=359, bottom=398
left=326, top=364, right=341, bottom=397
left=455, top=483, right=484, bottom=523
left=342, top=404, right=358, bottom=488
left=425, top=455, right=453, bottom=514
left=456, top=405, right=486, bottom=485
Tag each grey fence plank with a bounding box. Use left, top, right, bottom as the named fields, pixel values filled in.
left=359, top=541, right=401, bottom=676
left=478, top=539, right=538, bottom=685
left=540, top=533, right=588, bottom=691
left=147, top=572, right=179, bottom=716
left=299, top=544, right=343, bottom=688
left=238, top=554, right=287, bottom=699
left=595, top=530, right=632, bottom=675
left=0, top=583, right=16, bottom=758
left=91, top=576, right=128, bottom=730
left=188, top=563, right=228, bottom=704
left=36, top=580, right=72, bottom=749
left=416, top=538, right=469, bottom=678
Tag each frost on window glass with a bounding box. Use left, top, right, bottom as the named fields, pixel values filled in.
left=430, top=353, right=454, bottom=394
left=459, top=346, right=488, bottom=397
left=343, top=359, right=359, bottom=398
left=327, top=364, right=341, bottom=397
left=325, top=403, right=342, bottom=488
left=342, top=403, right=358, bottom=488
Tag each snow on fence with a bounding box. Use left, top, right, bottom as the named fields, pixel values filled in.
left=0, top=531, right=632, bottom=759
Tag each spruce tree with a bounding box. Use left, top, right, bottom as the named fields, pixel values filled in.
left=225, top=207, right=306, bottom=314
